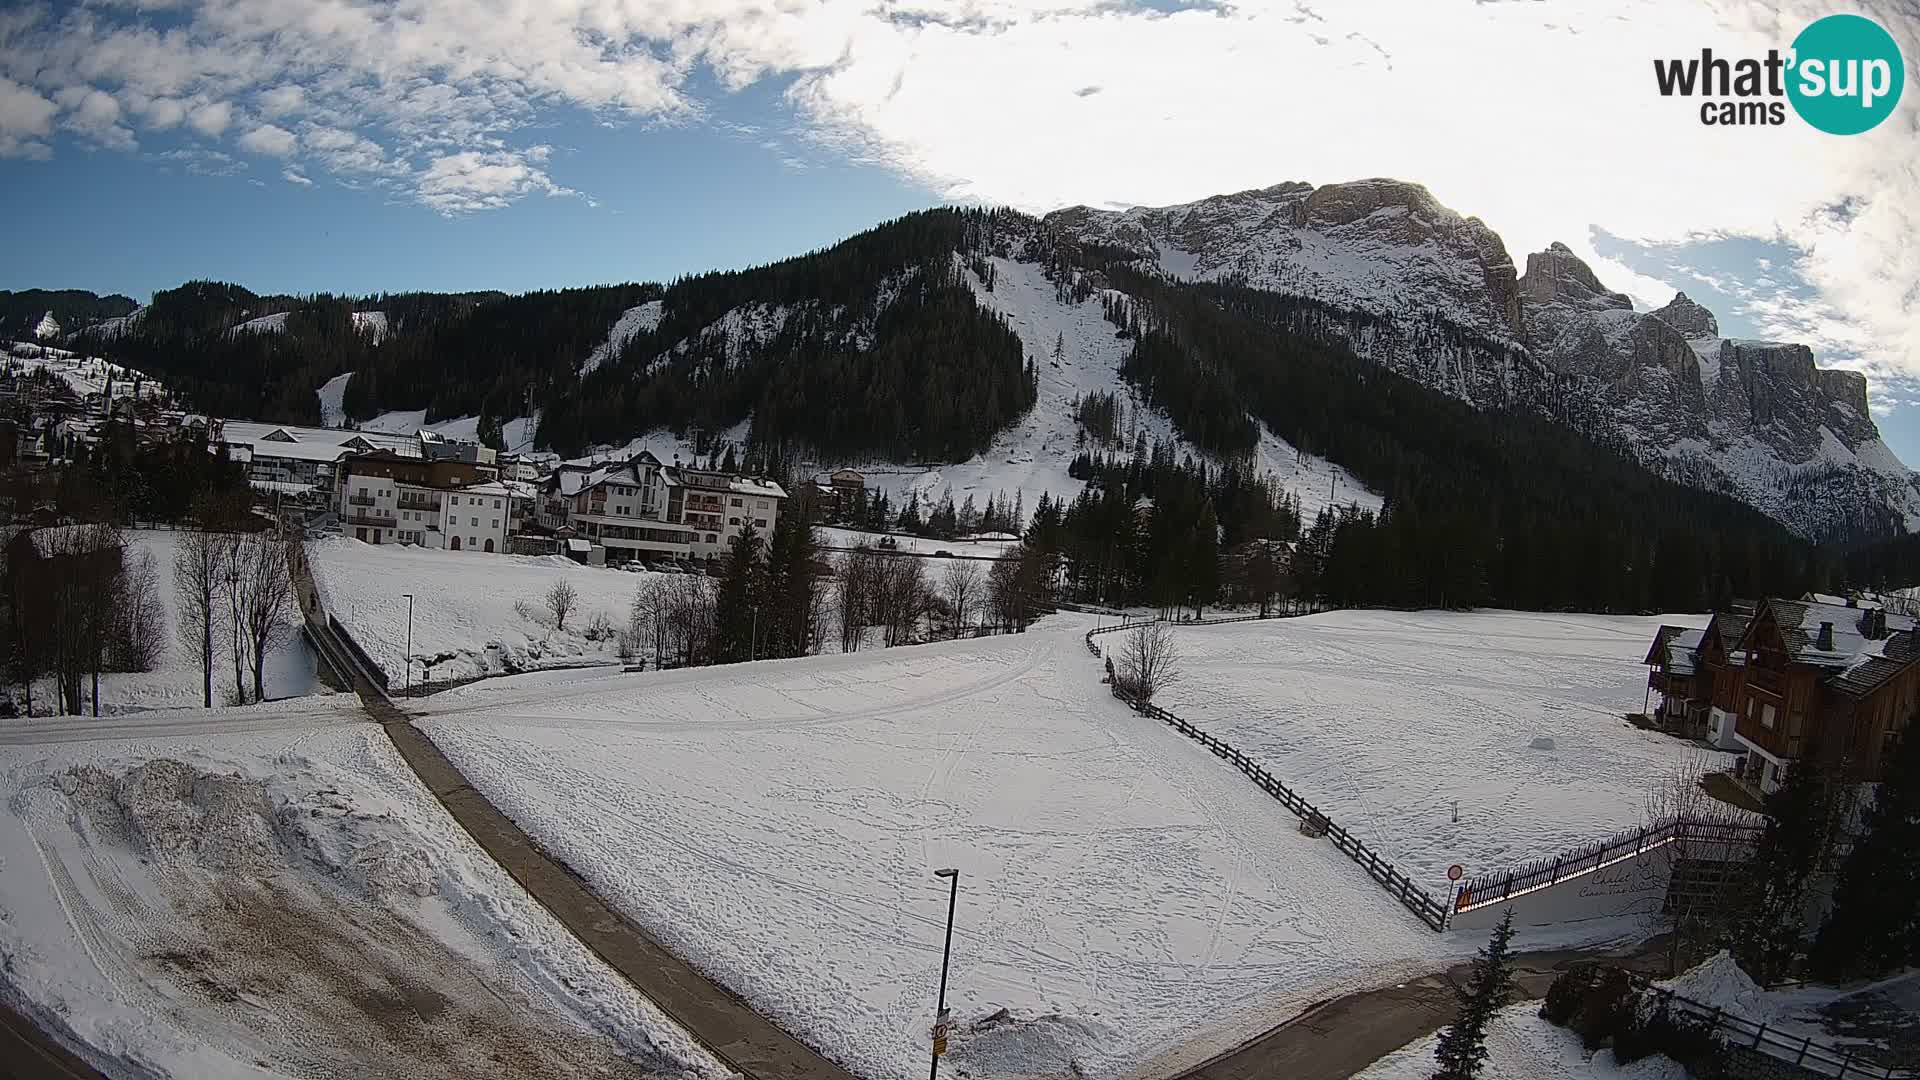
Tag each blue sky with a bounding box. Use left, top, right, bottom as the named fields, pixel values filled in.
left=1, top=0, right=1916, bottom=461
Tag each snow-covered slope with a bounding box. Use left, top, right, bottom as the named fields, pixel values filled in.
left=31, top=311, right=59, bottom=340
left=579, top=300, right=662, bottom=376
left=352, top=309, right=387, bottom=342
left=1050, top=180, right=1917, bottom=541
left=230, top=311, right=291, bottom=335
left=316, top=370, right=353, bottom=427
left=4, top=340, right=165, bottom=401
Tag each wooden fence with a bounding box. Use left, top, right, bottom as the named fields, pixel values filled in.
left=1454, top=816, right=1763, bottom=915
left=1085, top=615, right=1451, bottom=932
left=1630, top=976, right=1916, bottom=1079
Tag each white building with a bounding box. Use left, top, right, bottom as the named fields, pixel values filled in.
left=338, top=449, right=513, bottom=553
left=543, top=451, right=785, bottom=563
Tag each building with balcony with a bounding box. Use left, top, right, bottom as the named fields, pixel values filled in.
left=1728, top=596, right=1918, bottom=796
left=540, top=450, right=785, bottom=565
left=337, top=449, right=513, bottom=553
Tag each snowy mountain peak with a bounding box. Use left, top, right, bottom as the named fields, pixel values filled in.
left=1652, top=292, right=1719, bottom=338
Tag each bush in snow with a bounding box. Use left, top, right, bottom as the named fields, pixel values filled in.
left=545, top=580, right=578, bottom=631
left=1612, top=1004, right=1724, bottom=1072
left=582, top=610, right=615, bottom=642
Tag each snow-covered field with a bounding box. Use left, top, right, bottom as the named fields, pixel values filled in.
left=306, top=536, right=634, bottom=686
left=1356, top=999, right=1686, bottom=1080
left=1156, top=611, right=1732, bottom=889
left=17, top=529, right=317, bottom=715
left=0, top=715, right=725, bottom=1080
left=408, top=617, right=1654, bottom=1080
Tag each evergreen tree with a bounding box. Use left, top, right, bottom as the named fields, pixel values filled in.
left=1737, top=750, right=1842, bottom=984
left=761, top=498, right=821, bottom=659
left=711, top=522, right=766, bottom=663
left=1432, top=910, right=1516, bottom=1080
left=1811, top=725, right=1920, bottom=980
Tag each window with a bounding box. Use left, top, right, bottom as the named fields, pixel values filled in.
left=731, top=497, right=742, bottom=507
left=471, top=516, right=480, bottom=527
left=755, top=519, right=767, bottom=528
left=706, top=533, right=717, bottom=544
left=1761, top=703, right=1777, bottom=730
left=493, top=499, right=501, bottom=509
left=469, top=536, right=478, bottom=547
left=729, top=517, right=740, bottom=526
left=490, top=519, right=499, bottom=529
left=757, top=500, right=768, bottom=509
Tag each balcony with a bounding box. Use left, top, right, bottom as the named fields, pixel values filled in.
left=348, top=493, right=378, bottom=507
left=397, top=496, right=442, bottom=512
left=346, top=508, right=396, bottom=527
left=1747, top=666, right=1784, bottom=696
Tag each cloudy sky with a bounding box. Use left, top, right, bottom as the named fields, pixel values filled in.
left=3, top=0, right=1918, bottom=458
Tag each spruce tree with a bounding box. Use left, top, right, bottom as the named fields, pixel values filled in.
left=1811, top=725, right=1920, bottom=980
left=711, top=522, right=765, bottom=663
left=1433, top=909, right=1516, bottom=1080
left=1736, top=749, right=1840, bottom=983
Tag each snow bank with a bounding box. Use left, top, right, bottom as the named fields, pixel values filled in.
left=1651, top=951, right=1766, bottom=1018
left=0, top=724, right=729, bottom=1080
left=417, top=621, right=1503, bottom=1079
left=1356, top=999, right=1688, bottom=1079
left=1158, top=610, right=1731, bottom=887
left=306, top=536, right=632, bottom=685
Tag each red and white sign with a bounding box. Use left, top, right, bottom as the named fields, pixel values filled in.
left=1447, top=864, right=1465, bottom=882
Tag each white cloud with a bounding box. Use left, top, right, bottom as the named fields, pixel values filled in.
left=0, top=0, right=1913, bottom=387
left=0, top=75, right=56, bottom=158
left=236, top=122, right=296, bottom=156
left=282, top=167, right=311, bottom=185
left=416, top=149, right=575, bottom=213
left=54, top=84, right=134, bottom=150
left=257, top=83, right=304, bottom=117
left=186, top=99, right=231, bottom=136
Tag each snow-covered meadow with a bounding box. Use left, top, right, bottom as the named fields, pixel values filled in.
left=0, top=715, right=726, bottom=1080
left=1156, top=610, right=1732, bottom=889
left=404, top=613, right=1669, bottom=1080
left=307, top=536, right=639, bottom=686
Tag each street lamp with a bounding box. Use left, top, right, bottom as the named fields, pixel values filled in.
left=402, top=593, right=414, bottom=690
left=930, top=867, right=959, bottom=1080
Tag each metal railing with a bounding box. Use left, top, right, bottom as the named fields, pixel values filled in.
left=1454, top=817, right=1763, bottom=914
left=1631, top=976, right=1917, bottom=1079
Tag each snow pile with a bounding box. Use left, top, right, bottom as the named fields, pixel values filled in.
left=580, top=300, right=664, bottom=376
left=1158, top=610, right=1733, bottom=886
left=1651, top=951, right=1766, bottom=1018
left=947, top=1008, right=1114, bottom=1076
left=0, top=725, right=730, bottom=1080
left=307, top=536, right=632, bottom=685
left=1356, top=1000, right=1687, bottom=1079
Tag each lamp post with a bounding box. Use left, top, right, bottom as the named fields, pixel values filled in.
left=402, top=593, right=414, bottom=690
left=930, top=867, right=959, bottom=1080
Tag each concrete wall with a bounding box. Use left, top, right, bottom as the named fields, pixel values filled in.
left=1453, top=850, right=1670, bottom=930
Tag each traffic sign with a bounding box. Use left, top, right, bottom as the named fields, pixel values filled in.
left=1447, top=864, right=1464, bottom=882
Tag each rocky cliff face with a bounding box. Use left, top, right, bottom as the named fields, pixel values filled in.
left=1047, top=181, right=1920, bottom=541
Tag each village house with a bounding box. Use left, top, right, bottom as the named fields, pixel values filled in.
left=1730, top=595, right=1920, bottom=797
left=335, top=446, right=513, bottom=553
left=539, top=450, right=786, bottom=565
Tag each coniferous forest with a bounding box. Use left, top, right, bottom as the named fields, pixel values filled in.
left=28, top=205, right=1870, bottom=612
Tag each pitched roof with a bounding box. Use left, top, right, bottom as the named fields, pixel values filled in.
left=1826, top=630, right=1920, bottom=700
left=1709, top=612, right=1752, bottom=653
left=1644, top=624, right=1700, bottom=666
left=1766, top=598, right=1916, bottom=667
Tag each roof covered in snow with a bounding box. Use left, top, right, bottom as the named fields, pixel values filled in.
left=1765, top=598, right=1914, bottom=668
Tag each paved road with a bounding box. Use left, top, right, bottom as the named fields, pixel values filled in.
left=1173, top=942, right=1670, bottom=1080
left=0, top=999, right=104, bottom=1080
left=292, top=545, right=860, bottom=1080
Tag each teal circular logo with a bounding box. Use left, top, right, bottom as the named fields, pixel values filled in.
left=1787, top=14, right=1905, bottom=134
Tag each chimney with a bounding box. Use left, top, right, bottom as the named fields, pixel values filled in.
left=1816, top=621, right=1835, bottom=651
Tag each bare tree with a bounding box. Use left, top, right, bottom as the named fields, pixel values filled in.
left=943, top=560, right=981, bottom=639
left=837, top=547, right=878, bottom=653
left=875, top=557, right=929, bottom=647
left=1117, top=621, right=1181, bottom=703
left=175, top=525, right=225, bottom=708
left=114, top=546, right=166, bottom=672
left=1644, top=751, right=1759, bottom=974
left=217, top=531, right=249, bottom=702
left=546, top=579, right=579, bottom=630
left=236, top=531, right=294, bottom=703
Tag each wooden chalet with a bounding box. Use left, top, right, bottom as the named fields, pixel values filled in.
left=1730, top=596, right=1920, bottom=795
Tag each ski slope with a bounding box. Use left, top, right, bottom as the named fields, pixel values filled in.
left=1157, top=610, right=1736, bottom=889
left=410, top=616, right=1650, bottom=1080
left=0, top=721, right=726, bottom=1080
